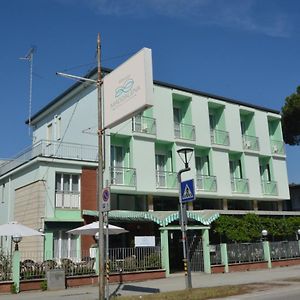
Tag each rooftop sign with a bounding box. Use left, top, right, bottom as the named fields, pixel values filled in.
left=103, top=48, right=153, bottom=129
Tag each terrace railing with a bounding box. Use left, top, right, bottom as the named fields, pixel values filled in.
left=174, top=122, right=196, bottom=141
left=110, top=167, right=136, bottom=187
left=0, top=251, right=12, bottom=282
left=270, top=139, right=285, bottom=155
left=0, top=140, right=98, bottom=176
left=261, top=180, right=278, bottom=196
left=231, top=178, right=249, bottom=194
left=196, top=174, right=217, bottom=192
left=156, top=171, right=177, bottom=189
left=132, top=116, right=156, bottom=135
left=242, top=135, right=259, bottom=151
left=210, top=129, right=229, bottom=146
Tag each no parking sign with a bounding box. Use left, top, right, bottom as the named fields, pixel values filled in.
left=101, top=187, right=111, bottom=212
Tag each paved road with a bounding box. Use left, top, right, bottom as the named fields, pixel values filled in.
left=2, top=265, right=300, bottom=299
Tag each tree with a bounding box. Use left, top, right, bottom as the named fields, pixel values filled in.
left=281, top=86, right=300, bottom=145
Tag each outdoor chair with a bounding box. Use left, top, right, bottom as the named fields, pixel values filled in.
left=61, top=258, right=77, bottom=276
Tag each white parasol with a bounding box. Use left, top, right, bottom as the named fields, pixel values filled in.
left=67, top=222, right=128, bottom=236
left=0, top=221, right=44, bottom=237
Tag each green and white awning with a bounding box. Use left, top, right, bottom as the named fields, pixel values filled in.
left=82, top=210, right=219, bottom=227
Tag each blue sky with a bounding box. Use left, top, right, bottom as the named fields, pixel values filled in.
left=0, top=0, right=299, bottom=183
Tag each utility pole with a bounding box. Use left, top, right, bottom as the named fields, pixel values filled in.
left=96, top=33, right=105, bottom=300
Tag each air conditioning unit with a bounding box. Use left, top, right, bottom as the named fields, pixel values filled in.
left=141, top=123, right=148, bottom=133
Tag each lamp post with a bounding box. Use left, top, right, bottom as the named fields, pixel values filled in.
left=12, top=234, right=22, bottom=251
left=261, top=229, right=268, bottom=241
left=177, top=147, right=193, bottom=289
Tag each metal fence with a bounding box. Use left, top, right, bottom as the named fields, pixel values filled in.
left=210, top=244, right=222, bottom=265
left=0, top=251, right=12, bottom=281
left=226, top=242, right=264, bottom=264
left=270, top=241, right=300, bottom=261
left=109, top=246, right=161, bottom=273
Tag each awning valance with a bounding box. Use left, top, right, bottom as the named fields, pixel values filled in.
left=82, top=210, right=219, bottom=227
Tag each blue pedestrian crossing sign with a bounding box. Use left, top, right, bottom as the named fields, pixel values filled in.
left=180, top=179, right=195, bottom=203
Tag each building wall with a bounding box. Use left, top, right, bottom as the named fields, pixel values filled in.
left=14, top=181, right=45, bottom=255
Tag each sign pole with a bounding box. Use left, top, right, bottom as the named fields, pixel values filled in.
left=97, top=33, right=105, bottom=300
left=178, top=171, right=192, bottom=289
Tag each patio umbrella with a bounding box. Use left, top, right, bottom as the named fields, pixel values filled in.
left=0, top=221, right=44, bottom=237
left=67, top=222, right=128, bottom=236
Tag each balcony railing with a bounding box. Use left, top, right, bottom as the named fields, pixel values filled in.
left=242, top=135, right=259, bottom=151
left=261, top=180, right=278, bottom=196
left=0, top=140, right=98, bottom=176
left=174, top=122, right=195, bottom=141
left=231, top=177, right=249, bottom=194
left=110, top=167, right=136, bottom=187
left=270, top=139, right=285, bottom=155
left=156, top=171, right=177, bottom=189
left=132, top=116, right=156, bottom=135
left=55, top=191, right=81, bottom=209
left=210, top=129, right=229, bottom=146
left=196, top=174, right=217, bottom=192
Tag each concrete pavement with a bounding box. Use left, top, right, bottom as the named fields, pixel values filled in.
left=2, top=265, right=300, bottom=299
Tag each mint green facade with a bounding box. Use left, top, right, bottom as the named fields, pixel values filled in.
left=0, top=67, right=291, bottom=276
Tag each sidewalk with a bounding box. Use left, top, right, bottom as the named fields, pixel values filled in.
left=2, top=265, right=300, bottom=300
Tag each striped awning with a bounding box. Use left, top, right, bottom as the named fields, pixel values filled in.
left=82, top=210, right=219, bottom=227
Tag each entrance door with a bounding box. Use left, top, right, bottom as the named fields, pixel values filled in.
left=187, top=231, right=204, bottom=272
left=168, top=230, right=183, bottom=273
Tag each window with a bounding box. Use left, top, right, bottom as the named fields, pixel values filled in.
left=53, top=231, right=78, bottom=259
left=111, top=145, right=125, bottom=184
left=229, top=159, right=243, bottom=179
left=155, top=154, right=167, bottom=187
left=55, top=173, right=80, bottom=209
left=195, top=156, right=210, bottom=176
left=1, top=184, right=4, bottom=204
left=47, top=123, right=53, bottom=143
left=55, top=116, right=61, bottom=140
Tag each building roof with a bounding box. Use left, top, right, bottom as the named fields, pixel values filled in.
left=27, top=66, right=280, bottom=125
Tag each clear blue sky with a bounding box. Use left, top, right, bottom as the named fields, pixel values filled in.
left=0, top=0, right=299, bottom=183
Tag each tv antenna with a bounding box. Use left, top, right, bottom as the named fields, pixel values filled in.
left=20, top=46, right=36, bottom=137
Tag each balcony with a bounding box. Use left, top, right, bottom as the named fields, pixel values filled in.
left=261, top=180, right=278, bottom=196
left=174, top=122, right=195, bottom=141
left=132, top=116, right=156, bottom=135
left=156, top=171, right=177, bottom=189
left=196, top=175, right=217, bottom=192
left=242, top=135, right=259, bottom=151
left=110, top=167, right=136, bottom=187
left=0, top=140, right=98, bottom=176
left=270, top=140, right=285, bottom=155
left=231, top=178, right=249, bottom=194
left=55, top=191, right=80, bottom=209
left=211, top=129, right=229, bottom=146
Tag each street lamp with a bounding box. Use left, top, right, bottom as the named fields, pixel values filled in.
left=177, top=147, right=194, bottom=289
left=261, top=229, right=268, bottom=241
left=12, top=234, right=22, bottom=251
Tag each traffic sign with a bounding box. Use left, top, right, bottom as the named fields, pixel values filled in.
left=101, top=187, right=111, bottom=212
left=180, top=179, right=195, bottom=203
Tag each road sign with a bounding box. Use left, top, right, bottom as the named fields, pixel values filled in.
left=180, top=179, right=195, bottom=203
left=101, top=187, right=111, bottom=212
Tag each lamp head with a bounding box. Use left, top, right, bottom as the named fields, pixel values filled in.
left=12, top=234, right=22, bottom=251
left=177, top=148, right=194, bottom=169
left=261, top=229, right=268, bottom=237
left=94, top=232, right=99, bottom=241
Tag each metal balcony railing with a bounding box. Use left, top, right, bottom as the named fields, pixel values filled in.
left=270, top=139, right=285, bottom=155
left=231, top=177, right=249, bottom=194
left=110, top=167, right=136, bottom=187
left=0, top=140, right=98, bottom=176
left=210, top=129, right=229, bottom=146
left=174, top=122, right=195, bottom=141
left=261, top=180, right=278, bottom=196
left=196, top=175, right=217, bottom=192
left=156, top=171, right=177, bottom=189
left=132, top=116, right=156, bottom=135
left=242, top=135, right=259, bottom=151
